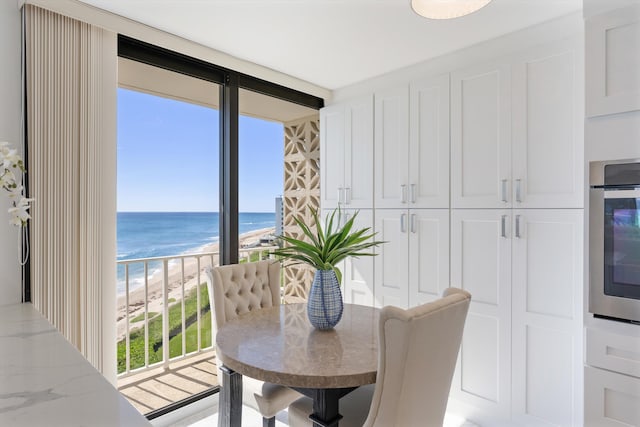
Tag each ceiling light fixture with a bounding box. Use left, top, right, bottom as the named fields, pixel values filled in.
left=411, top=0, right=493, bottom=20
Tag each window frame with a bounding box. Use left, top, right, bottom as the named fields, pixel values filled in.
left=117, top=35, right=323, bottom=265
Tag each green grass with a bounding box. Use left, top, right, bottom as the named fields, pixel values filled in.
left=169, top=310, right=212, bottom=357
left=117, top=283, right=211, bottom=374
left=131, top=312, right=158, bottom=323
left=240, top=249, right=270, bottom=263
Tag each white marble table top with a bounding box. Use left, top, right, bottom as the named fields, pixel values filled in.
left=0, top=303, right=151, bottom=427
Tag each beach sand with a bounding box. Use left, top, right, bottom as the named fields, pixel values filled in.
left=116, top=227, right=276, bottom=340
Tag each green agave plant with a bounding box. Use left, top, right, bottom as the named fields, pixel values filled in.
left=271, top=208, right=384, bottom=285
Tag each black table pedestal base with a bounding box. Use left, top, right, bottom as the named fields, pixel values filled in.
left=292, top=387, right=357, bottom=427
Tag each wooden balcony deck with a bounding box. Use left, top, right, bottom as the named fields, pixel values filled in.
left=117, top=349, right=218, bottom=415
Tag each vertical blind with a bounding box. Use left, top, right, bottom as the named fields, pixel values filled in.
left=25, top=4, right=117, bottom=381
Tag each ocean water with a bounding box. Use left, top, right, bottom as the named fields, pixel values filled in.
left=117, top=212, right=275, bottom=294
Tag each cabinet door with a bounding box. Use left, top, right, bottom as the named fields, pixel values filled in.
left=586, top=5, right=640, bottom=117
left=585, top=366, right=640, bottom=427
left=344, top=95, right=374, bottom=209
left=408, top=209, right=449, bottom=307
left=409, top=74, right=450, bottom=208
left=375, top=85, right=410, bottom=209
left=512, top=39, right=584, bottom=208
left=342, top=209, right=375, bottom=306
left=320, top=104, right=345, bottom=209
left=450, top=209, right=512, bottom=418
left=374, top=209, right=409, bottom=308
left=451, top=61, right=511, bottom=208
left=511, top=210, right=584, bottom=426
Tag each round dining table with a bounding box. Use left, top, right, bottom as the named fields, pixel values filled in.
left=216, top=303, right=379, bottom=427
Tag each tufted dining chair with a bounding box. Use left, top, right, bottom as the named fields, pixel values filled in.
left=205, top=260, right=301, bottom=427
left=288, top=287, right=471, bottom=427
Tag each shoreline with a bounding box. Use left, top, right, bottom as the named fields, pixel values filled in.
left=116, top=227, right=276, bottom=340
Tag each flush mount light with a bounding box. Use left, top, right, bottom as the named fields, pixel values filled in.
left=411, top=0, right=493, bottom=20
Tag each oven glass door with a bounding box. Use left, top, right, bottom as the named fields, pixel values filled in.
left=604, top=189, right=640, bottom=300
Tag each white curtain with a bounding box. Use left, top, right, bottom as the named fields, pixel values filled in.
left=25, top=4, right=117, bottom=382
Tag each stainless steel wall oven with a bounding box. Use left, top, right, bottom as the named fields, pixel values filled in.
left=590, top=159, right=640, bottom=323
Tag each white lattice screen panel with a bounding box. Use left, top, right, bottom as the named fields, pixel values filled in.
left=282, top=115, right=320, bottom=301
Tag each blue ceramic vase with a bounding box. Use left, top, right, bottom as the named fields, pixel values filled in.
left=307, top=269, right=344, bottom=330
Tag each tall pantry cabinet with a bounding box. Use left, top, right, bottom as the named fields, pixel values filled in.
left=320, top=96, right=375, bottom=305
left=319, top=35, right=584, bottom=426
left=374, top=74, right=451, bottom=309
left=450, top=38, right=583, bottom=425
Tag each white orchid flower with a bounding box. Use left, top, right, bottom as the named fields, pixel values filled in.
left=1, top=141, right=32, bottom=227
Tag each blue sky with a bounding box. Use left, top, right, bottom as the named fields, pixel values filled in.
left=117, top=88, right=284, bottom=212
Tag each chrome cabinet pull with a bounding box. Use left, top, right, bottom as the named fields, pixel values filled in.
left=411, top=214, right=416, bottom=233
left=337, top=188, right=344, bottom=204
left=501, top=179, right=508, bottom=203
left=401, top=213, right=407, bottom=233
left=345, top=187, right=351, bottom=205
left=401, top=184, right=407, bottom=203
left=515, top=214, right=521, bottom=238
left=515, top=179, right=522, bottom=203
left=410, top=184, right=417, bottom=204
left=501, top=215, right=507, bottom=238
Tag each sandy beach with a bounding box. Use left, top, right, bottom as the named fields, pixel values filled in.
left=116, top=227, right=276, bottom=340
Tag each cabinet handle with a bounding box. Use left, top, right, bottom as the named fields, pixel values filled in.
left=401, top=213, right=407, bottom=233
left=501, top=215, right=507, bottom=238
left=410, top=184, right=416, bottom=204
left=515, top=179, right=522, bottom=203
left=337, top=188, right=344, bottom=204
left=401, top=184, right=407, bottom=203
left=501, top=179, right=508, bottom=203
left=411, top=214, right=416, bottom=233
left=345, top=187, right=351, bottom=205
left=515, top=215, right=521, bottom=239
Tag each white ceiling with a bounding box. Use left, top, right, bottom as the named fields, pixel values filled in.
left=78, top=0, right=582, bottom=91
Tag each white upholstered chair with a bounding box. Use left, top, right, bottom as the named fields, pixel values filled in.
left=205, top=260, right=301, bottom=427
left=288, top=288, right=471, bottom=427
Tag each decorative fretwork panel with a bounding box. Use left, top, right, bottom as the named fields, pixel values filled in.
left=282, top=115, right=320, bottom=301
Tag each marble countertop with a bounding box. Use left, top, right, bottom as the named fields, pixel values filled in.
left=0, top=303, right=151, bottom=427
left=216, top=303, right=379, bottom=389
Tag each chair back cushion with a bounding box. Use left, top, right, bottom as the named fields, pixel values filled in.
left=365, top=288, right=471, bottom=427
left=205, top=260, right=281, bottom=334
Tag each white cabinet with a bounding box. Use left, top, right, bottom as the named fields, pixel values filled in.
left=374, top=85, right=410, bottom=208
left=342, top=209, right=375, bottom=307
left=586, top=5, right=640, bottom=117
left=374, top=209, right=449, bottom=309
left=450, top=209, right=512, bottom=418
left=585, top=327, right=640, bottom=427
left=321, top=209, right=375, bottom=307
left=511, top=40, right=584, bottom=209
left=451, top=209, right=584, bottom=423
left=320, top=94, right=373, bottom=209
left=452, top=39, right=583, bottom=209
left=451, top=61, right=512, bottom=209
left=375, top=75, right=450, bottom=209
left=585, top=367, right=640, bottom=427
left=511, top=210, right=583, bottom=426
left=409, top=209, right=450, bottom=305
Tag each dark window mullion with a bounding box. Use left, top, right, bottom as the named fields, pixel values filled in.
left=220, top=74, right=239, bottom=265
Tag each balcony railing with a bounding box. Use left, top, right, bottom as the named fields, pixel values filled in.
left=116, top=246, right=278, bottom=378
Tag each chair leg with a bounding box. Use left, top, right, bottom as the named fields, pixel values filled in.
left=262, top=416, right=275, bottom=427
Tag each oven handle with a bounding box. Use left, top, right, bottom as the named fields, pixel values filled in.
left=604, top=189, right=640, bottom=199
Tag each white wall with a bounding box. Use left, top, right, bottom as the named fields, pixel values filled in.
left=0, top=1, right=23, bottom=305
